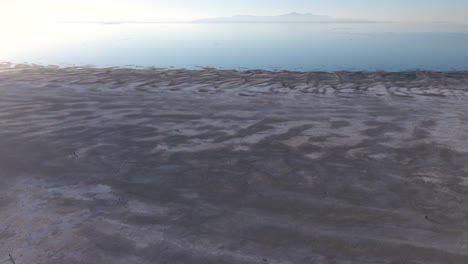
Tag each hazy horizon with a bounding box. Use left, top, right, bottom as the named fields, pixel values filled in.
left=1, top=0, right=468, bottom=25
left=1, top=0, right=468, bottom=71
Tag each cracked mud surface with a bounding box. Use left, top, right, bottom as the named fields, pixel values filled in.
left=1, top=64, right=468, bottom=263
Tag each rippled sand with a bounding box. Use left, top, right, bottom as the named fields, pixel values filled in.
left=1, top=63, right=468, bottom=263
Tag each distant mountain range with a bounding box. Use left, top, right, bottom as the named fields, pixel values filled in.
left=193, top=12, right=376, bottom=23
left=63, top=12, right=378, bottom=25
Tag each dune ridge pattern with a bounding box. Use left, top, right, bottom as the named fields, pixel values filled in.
left=1, top=63, right=468, bottom=263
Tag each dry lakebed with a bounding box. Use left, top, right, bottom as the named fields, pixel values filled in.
left=1, top=63, right=468, bottom=263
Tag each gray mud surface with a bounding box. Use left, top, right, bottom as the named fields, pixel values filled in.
left=1, top=64, right=468, bottom=263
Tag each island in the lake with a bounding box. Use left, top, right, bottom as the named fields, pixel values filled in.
left=193, top=12, right=377, bottom=23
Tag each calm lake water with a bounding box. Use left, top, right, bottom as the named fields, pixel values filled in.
left=1, top=22, right=468, bottom=71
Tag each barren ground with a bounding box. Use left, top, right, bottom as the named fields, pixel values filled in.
left=1, top=64, right=468, bottom=263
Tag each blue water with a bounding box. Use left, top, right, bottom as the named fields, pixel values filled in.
left=1, top=22, right=468, bottom=71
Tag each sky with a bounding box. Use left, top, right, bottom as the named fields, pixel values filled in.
left=0, top=0, right=467, bottom=24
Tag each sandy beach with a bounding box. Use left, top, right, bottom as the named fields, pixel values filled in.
left=1, top=63, right=468, bottom=263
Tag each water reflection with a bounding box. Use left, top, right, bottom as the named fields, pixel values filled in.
left=1, top=22, right=468, bottom=71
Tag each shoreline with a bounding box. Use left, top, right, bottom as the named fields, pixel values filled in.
left=1, top=62, right=468, bottom=98
left=3, top=61, right=468, bottom=73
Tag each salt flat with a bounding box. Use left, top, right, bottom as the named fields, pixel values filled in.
left=1, top=64, right=468, bottom=263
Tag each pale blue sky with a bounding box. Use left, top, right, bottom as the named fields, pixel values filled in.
left=1, top=0, right=467, bottom=23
